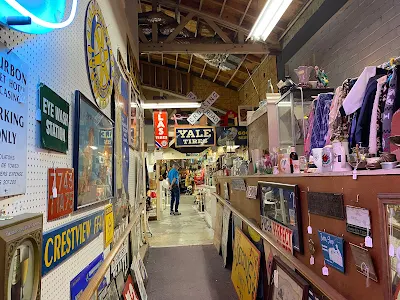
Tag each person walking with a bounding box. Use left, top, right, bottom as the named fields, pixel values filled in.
left=168, top=163, right=181, bottom=215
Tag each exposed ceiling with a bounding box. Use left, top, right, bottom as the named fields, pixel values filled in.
left=138, top=0, right=310, bottom=91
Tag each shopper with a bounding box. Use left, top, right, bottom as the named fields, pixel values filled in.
left=168, top=163, right=181, bottom=215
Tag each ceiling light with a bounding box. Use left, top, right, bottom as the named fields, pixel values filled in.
left=248, top=0, right=293, bottom=41
left=140, top=102, right=202, bottom=109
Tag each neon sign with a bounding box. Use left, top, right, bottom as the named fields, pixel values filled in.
left=0, top=0, right=77, bottom=34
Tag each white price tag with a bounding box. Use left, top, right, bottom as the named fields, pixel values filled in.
left=310, top=256, right=315, bottom=265
left=322, top=266, right=329, bottom=276
left=52, top=186, right=57, bottom=198
left=273, top=270, right=279, bottom=288
left=307, top=226, right=312, bottom=234
left=353, top=169, right=358, bottom=180
left=365, top=236, right=373, bottom=248
left=389, top=244, right=395, bottom=257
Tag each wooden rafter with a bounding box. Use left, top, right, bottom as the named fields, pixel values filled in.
left=213, top=68, right=221, bottom=82
left=188, top=54, right=193, bottom=73
left=152, top=23, right=158, bottom=43
left=199, top=0, right=204, bottom=11
left=239, top=0, right=252, bottom=26
left=175, top=54, right=178, bottom=68
left=201, top=63, right=207, bottom=78
left=219, top=0, right=227, bottom=17
left=225, top=54, right=247, bottom=87
left=164, top=12, right=195, bottom=43
left=140, top=43, right=272, bottom=54
left=162, top=53, right=164, bottom=65
left=204, top=18, right=232, bottom=43
left=139, top=29, right=149, bottom=43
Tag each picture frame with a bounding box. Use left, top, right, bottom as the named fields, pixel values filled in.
left=268, top=256, right=309, bottom=300
left=259, top=182, right=303, bottom=253
left=73, top=91, right=115, bottom=209
left=238, top=105, right=254, bottom=126
left=378, top=193, right=400, bottom=300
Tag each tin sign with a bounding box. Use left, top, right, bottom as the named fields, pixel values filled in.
left=270, top=218, right=293, bottom=254
left=47, top=168, right=74, bottom=221
left=154, top=111, right=168, bottom=148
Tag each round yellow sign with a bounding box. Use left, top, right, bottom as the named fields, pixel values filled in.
left=85, top=0, right=114, bottom=109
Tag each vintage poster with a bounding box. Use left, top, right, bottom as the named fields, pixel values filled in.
left=131, top=255, right=147, bottom=300
left=216, top=126, right=248, bottom=146
left=75, top=91, right=114, bottom=208
left=231, top=227, right=261, bottom=300
left=318, top=231, right=345, bottom=273
left=0, top=47, right=28, bottom=197
left=154, top=111, right=168, bottom=148
left=213, top=202, right=223, bottom=253
left=122, top=275, right=139, bottom=300
left=175, top=126, right=216, bottom=147
left=47, top=168, right=74, bottom=221
left=104, top=203, right=114, bottom=248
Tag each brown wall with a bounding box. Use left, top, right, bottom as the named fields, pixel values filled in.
left=239, top=56, right=278, bottom=107
left=217, top=174, right=400, bottom=300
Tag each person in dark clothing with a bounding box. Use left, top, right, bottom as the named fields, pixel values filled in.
left=168, top=163, right=181, bottom=215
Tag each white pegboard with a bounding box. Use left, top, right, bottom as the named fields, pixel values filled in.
left=0, top=0, right=140, bottom=299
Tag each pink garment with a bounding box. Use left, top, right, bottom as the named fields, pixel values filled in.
left=326, top=86, right=343, bottom=144
left=304, top=107, right=315, bottom=156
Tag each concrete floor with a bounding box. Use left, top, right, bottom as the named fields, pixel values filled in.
left=148, top=195, right=214, bottom=247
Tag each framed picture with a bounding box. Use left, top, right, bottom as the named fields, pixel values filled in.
left=73, top=91, right=115, bottom=209
left=378, top=193, right=400, bottom=300
left=259, top=182, right=303, bottom=253
left=268, top=256, right=309, bottom=300
left=238, top=105, right=254, bottom=126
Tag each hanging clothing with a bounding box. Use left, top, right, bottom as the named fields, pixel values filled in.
left=377, top=80, right=389, bottom=153
left=304, top=104, right=315, bottom=156
left=383, top=68, right=398, bottom=152
left=310, top=93, right=334, bottom=151
left=340, top=67, right=386, bottom=116
left=368, top=75, right=388, bottom=155
left=354, top=73, right=387, bottom=147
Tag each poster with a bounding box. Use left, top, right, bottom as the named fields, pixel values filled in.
left=213, top=202, right=223, bottom=252
left=74, top=91, right=114, bottom=208
left=39, top=84, right=69, bottom=153
left=154, top=111, right=168, bottom=148
left=0, top=47, right=28, bottom=197
left=70, top=254, right=107, bottom=299
left=231, top=227, right=261, bottom=300
left=221, top=205, right=231, bottom=267
left=123, top=275, right=139, bottom=300
left=104, top=203, right=114, bottom=248
left=175, top=126, right=216, bottom=147
left=47, top=168, right=74, bottom=221
left=131, top=255, right=147, bottom=300
left=216, top=126, right=248, bottom=146
left=318, top=231, right=345, bottom=273
left=42, top=210, right=104, bottom=275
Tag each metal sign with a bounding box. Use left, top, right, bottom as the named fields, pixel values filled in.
left=175, top=126, right=216, bottom=147
left=40, top=84, right=70, bottom=153
left=231, top=178, right=246, bottom=191
left=0, top=48, right=28, bottom=197
left=47, top=168, right=74, bottom=221
left=104, top=203, right=114, bottom=248
left=153, top=111, right=168, bottom=148
left=318, top=231, right=345, bottom=273
left=308, top=192, right=345, bottom=219
left=187, top=91, right=220, bottom=125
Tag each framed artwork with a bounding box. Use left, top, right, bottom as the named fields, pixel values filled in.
left=268, top=256, right=309, bottom=300
left=378, top=194, right=400, bottom=300
left=259, top=182, right=303, bottom=253
left=73, top=91, right=115, bottom=209
left=238, top=105, right=254, bottom=126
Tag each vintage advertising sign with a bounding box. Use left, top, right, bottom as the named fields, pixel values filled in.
left=246, top=186, right=258, bottom=199
left=70, top=253, right=107, bottom=299
left=0, top=47, right=28, bottom=197
left=154, top=111, right=168, bottom=148
left=263, top=217, right=293, bottom=254
left=131, top=255, right=148, bottom=300
left=47, top=168, right=74, bottom=221
left=187, top=91, right=219, bottom=125
left=231, top=227, right=261, bottom=300
left=216, top=126, right=248, bottom=146
left=231, top=178, right=246, bottom=191
left=318, top=231, right=345, bottom=273
left=42, top=211, right=104, bottom=275
left=39, top=84, right=69, bottom=153
left=175, top=126, right=216, bottom=147
left=104, top=203, right=114, bottom=248
left=346, top=206, right=371, bottom=237
left=123, top=275, right=139, bottom=300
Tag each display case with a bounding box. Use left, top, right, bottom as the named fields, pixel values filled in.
left=275, top=87, right=333, bottom=155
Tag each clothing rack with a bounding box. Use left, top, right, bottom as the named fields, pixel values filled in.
left=378, top=56, right=400, bottom=69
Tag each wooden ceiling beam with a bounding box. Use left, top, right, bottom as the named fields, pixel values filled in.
left=139, top=43, right=272, bottom=54
left=200, top=63, right=207, bottom=78
left=225, top=54, right=247, bottom=87
left=213, top=68, right=221, bottom=82
left=164, top=12, right=195, bottom=43
left=152, top=23, right=158, bottom=43
left=175, top=54, right=178, bottom=68
left=203, top=18, right=232, bottom=43
left=139, top=29, right=149, bottom=43
left=219, top=0, right=227, bottom=17
left=239, top=0, right=252, bottom=26
left=188, top=54, right=193, bottom=72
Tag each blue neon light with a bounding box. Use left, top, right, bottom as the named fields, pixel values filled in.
left=0, top=0, right=77, bottom=34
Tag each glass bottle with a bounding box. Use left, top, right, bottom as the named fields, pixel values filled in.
left=290, top=146, right=300, bottom=174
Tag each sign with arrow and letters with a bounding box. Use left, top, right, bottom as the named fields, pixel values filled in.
left=187, top=91, right=221, bottom=125
left=154, top=111, right=168, bottom=148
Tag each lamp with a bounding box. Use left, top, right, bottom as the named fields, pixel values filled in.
left=140, top=101, right=201, bottom=109
left=248, top=0, right=293, bottom=41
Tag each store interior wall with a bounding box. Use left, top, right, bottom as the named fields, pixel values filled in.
left=286, top=0, right=400, bottom=87
left=0, top=0, right=139, bottom=298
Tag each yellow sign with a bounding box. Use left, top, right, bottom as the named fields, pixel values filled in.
left=231, top=227, right=261, bottom=300
left=104, top=204, right=114, bottom=248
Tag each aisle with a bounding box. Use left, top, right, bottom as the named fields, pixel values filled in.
left=145, top=245, right=237, bottom=299
left=148, top=195, right=213, bottom=247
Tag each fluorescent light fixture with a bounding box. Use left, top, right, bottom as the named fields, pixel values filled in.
left=140, top=102, right=202, bottom=109
left=248, top=0, right=293, bottom=41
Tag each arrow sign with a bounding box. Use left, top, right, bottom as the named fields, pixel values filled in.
left=187, top=91, right=220, bottom=125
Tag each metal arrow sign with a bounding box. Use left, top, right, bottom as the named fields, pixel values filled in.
left=186, top=91, right=221, bottom=125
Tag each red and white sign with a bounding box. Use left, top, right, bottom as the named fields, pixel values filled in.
left=271, top=219, right=293, bottom=254
left=123, top=275, right=139, bottom=300
left=154, top=111, right=168, bottom=148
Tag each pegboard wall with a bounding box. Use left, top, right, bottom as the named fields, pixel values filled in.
left=0, top=0, right=141, bottom=299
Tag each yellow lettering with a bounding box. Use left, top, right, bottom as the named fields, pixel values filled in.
left=86, top=220, right=91, bottom=239
left=70, top=227, right=76, bottom=250
left=61, top=231, right=66, bottom=257
left=44, top=238, right=54, bottom=268
left=65, top=229, right=71, bottom=254
left=75, top=225, right=80, bottom=246
left=79, top=223, right=85, bottom=243
left=54, top=234, right=61, bottom=262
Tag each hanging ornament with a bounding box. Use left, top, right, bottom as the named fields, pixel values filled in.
left=309, top=238, right=316, bottom=265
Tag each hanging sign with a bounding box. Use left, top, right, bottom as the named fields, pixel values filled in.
left=39, top=84, right=69, bottom=153
left=47, top=168, right=74, bottom=221
left=104, top=203, right=114, bottom=248
left=70, top=253, right=107, bottom=299
left=154, top=111, right=168, bottom=148
left=42, top=211, right=104, bottom=275
left=349, top=243, right=378, bottom=282
left=231, top=227, right=261, bottom=300
left=246, top=186, right=258, bottom=199
left=308, top=192, right=345, bottom=219
left=263, top=218, right=293, bottom=254
left=231, top=178, right=246, bottom=191
left=0, top=47, right=28, bottom=197
left=123, top=275, right=139, bottom=300
left=346, top=206, right=371, bottom=237
left=187, top=91, right=220, bottom=125
left=216, top=126, right=248, bottom=146
left=175, top=126, right=216, bottom=147
left=318, top=231, right=345, bottom=273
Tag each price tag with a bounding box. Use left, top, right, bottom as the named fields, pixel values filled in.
left=353, top=169, right=358, bottom=180
left=307, top=226, right=313, bottom=234
left=52, top=186, right=57, bottom=198
left=322, top=266, right=329, bottom=276
left=365, top=236, right=373, bottom=248
left=273, top=270, right=279, bottom=288
left=310, top=256, right=315, bottom=265
left=389, top=244, right=395, bottom=257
